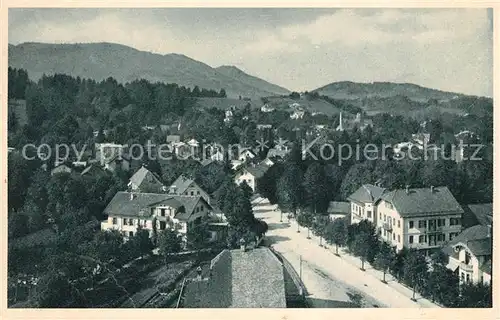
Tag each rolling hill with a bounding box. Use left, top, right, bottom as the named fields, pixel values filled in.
left=313, top=81, right=465, bottom=102
left=8, top=42, right=289, bottom=99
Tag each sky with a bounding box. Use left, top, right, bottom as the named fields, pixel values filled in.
left=9, top=8, right=493, bottom=97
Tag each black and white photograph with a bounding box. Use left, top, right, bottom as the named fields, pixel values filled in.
left=4, top=5, right=495, bottom=311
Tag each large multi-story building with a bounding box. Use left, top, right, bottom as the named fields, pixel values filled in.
left=101, top=191, right=211, bottom=241
left=375, top=186, right=464, bottom=253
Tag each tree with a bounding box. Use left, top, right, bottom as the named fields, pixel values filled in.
left=302, top=162, right=328, bottom=213
left=373, top=241, right=396, bottom=283
left=403, top=249, right=428, bottom=301
left=219, top=88, right=227, bottom=98
left=324, top=218, right=348, bottom=255
left=312, top=215, right=329, bottom=246
left=85, top=230, right=124, bottom=266
left=457, top=281, right=492, bottom=307
left=424, top=264, right=459, bottom=306
left=256, top=163, right=284, bottom=204
left=157, top=229, right=182, bottom=257
left=277, top=164, right=303, bottom=218
left=351, top=232, right=373, bottom=271
left=297, top=211, right=314, bottom=238
left=186, top=220, right=210, bottom=250
left=127, top=228, right=153, bottom=259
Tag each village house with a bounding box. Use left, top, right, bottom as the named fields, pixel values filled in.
left=442, top=224, right=492, bottom=285
left=80, top=164, right=106, bottom=177
left=101, top=191, right=211, bottom=241
left=168, top=175, right=212, bottom=204
left=50, top=163, right=73, bottom=176
left=128, top=166, right=166, bottom=193
left=234, top=163, right=270, bottom=192
left=95, top=143, right=126, bottom=166
left=461, top=203, right=493, bottom=228
left=104, top=154, right=131, bottom=172
left=260, top=104, right=275, bottom=113
left=326, top=201, right=350, bottom=221
left=353, top=113, right=373, bottom=131
left=347, top=184, right=386, bottom=225
left=238, top=148, right=256, bottom=162
left=375, top=186, right=464, bottom=253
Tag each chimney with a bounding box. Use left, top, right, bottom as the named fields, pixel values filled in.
left=405, top=185, right=410, bottom=194
left=430, top=186, right=434, bottom=193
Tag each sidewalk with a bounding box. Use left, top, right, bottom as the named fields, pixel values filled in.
left=288, top=219, right=438, bottom=308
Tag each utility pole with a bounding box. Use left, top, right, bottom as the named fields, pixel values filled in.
left=299, top=255, right=302, bottom=281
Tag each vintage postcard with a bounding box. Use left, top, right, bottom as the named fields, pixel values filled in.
left=2, top=3, right=497, bottom=319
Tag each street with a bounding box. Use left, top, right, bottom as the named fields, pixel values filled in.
left=252, top=197, right=439, bottom=308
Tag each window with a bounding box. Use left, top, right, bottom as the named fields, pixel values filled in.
left=397, top=235, right=401, bottom=243
left=367, top=211, right=372, bottom=218
left=419, top=235, right=427, bottom=243
left=191, top=191, right=194, bottom=196
left=112, top=217, right=117, bottom=225
left=409, top=221, right=414, bottom=228
left=418, top=220, right=427, bottom=228
left=437, top=219, right=445, bottom=227
left=160, top=221, right=166, bottom=230
left=161, top=208, right=166, bottom=217
left=197, top=191, right=200, bottom=195
left=437, top=234, right=445, bottom=242
left=409, top=235, right=414, bottom=244
left=383, top=229, right=386, bottom=237
left=150, top=208, right=154, bottom=215
left=450, top=218, right=461, bottom=226
left=393, top=233, right=395, bottom=240
left=392, top=218, right=395, bottom=226
left=384, top=214, right=386, bottom=222
left=466, top=274, right=470, bottom=283
left=397, top=220, right=401, bottom=228
left=449, top=232, right=458, bottom=241
left=129, top=231, right=134, bottom=237
left=128, top=219, right=133, bottom=226
left=123, top=218, right=127, bottom=225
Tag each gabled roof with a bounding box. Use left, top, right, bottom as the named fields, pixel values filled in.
left=442, top=224, right=492, bottom=258
left=462, top=203, right=493, bottom=228
left=170, top=175, right=197, bottom=194
left=348, top=184, right=386, bottom=204
left=80, top=164, right=105, bottom=176
left=379, top=186, right=463, bottom=217
left=183, top=248, right=287, bottom=308
left=129, top=166, right=164, bottom=188
left=103, top=192, right=208, bottom=221
left=327, top=201, right=350, bottom=214
left=238, top=163, right=270, bottom=179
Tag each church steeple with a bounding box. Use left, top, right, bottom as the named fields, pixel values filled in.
left=336, top=112, right=344, bottom=131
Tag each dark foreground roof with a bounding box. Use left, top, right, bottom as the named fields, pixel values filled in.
left=379, top=186, right=463, bottom=217
left=183, top=248, right=287, bottom=308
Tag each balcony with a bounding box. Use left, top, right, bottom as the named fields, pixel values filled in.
left=383, top=222, right=393, bottom=231
left=460, top=262, right=473, bottom=272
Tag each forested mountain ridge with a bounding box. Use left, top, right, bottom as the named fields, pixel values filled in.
left=8, top=42, right=289, bottom=99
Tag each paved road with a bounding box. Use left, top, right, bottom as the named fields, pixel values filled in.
left=253, top=198, right=438, bottom=308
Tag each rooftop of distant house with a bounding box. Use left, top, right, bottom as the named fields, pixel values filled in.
left=462, top=203, right=493, bottom=228
left=347, top=184, right=386, bottom=204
